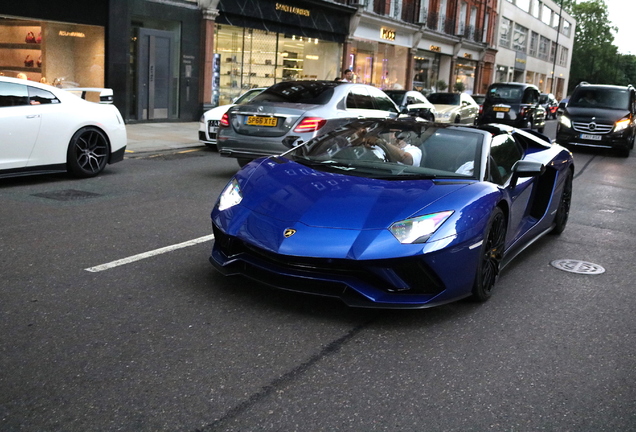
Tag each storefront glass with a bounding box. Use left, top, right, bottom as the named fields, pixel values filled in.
left=349, top=39, right=408, bottom=90
left=214, top=25, right=341, bottom=106
left=413, top=51, right=440, bottom=94
left=454, top=59, right=477, bottom=93
left=0, top=16, right=105, bottom=88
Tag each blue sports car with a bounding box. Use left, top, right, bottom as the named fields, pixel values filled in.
left=209, top=119, right=574, bottom=308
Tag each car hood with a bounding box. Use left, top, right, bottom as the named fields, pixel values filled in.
left=434, top=105, right=460, bottom=114
left=565, top=107, right=630, bottom=122
left=234, top=159, right=470, bottom=230
left=204, top=103, right=234, bottom=121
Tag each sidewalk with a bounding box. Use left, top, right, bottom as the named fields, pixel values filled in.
left=125, top=122, right=203, bottom=153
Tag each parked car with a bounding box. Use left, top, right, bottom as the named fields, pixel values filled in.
left=210, top=118, right=574, bottom=308
left=217, top=80, right=403, bottom=167
left=556, top=83, right=635, bottom=157
left=540, top=93, right=559, bottom=119
left=478, top=82, right=546, bottom=133
left=426, top=92, right=479, bottom=124
left=199, top=88, right=265, bottom=149
left=472, top=93, right=486, bottom=123
left=383, top=90, right=436, bottom=121
left=0, top=76, right=127, bottom=179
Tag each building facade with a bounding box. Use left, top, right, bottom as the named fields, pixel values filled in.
left=495, top=0, right=575, bottom=100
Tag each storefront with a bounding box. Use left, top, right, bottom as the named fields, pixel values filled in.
left=1, top=0, right=108, bottom=92
left=454, top=55, right=478, bottom=94
left=212, top=0, right=354, bottom=106
left=412, top=50, right=441, bottom=94
left=348, top=20, right=411, bottom=90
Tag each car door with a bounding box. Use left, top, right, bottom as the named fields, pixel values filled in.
left=0, top=81, right=41, bottom=170
left=460, top=94, right=478, bottom=124
left=489, top=134, right=535, bottom=243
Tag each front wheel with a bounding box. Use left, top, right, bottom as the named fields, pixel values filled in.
left=471, top=207, right=507, bottom=302
left=551, top=170, right=572, bottom=235
left=67, top=127, right=109, bottom=178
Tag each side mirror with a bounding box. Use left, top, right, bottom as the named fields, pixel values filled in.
left=510, top=160, right=545, bottom=188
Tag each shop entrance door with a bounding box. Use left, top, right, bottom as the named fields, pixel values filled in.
left=137, top=29, right=174, bottom=120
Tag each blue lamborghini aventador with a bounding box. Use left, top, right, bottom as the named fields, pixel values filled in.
left=209, top=119, right=574, bottom=308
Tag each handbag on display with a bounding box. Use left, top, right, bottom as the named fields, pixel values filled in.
left=25, top=32, right=36, bottom=43
left=36, top=32, right=42, bottom=44
left=37, top=56, right=42, bottom=68
left=24, top=55, right=34, bottom=67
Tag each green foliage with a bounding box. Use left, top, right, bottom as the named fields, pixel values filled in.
left=453, top=81, right=466, bottom=93
left=567, top=0, right=628, bottom=92
left=435, top=80, right=448, bottom=91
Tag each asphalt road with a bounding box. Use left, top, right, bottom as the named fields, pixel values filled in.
left=1, top=119, right=635, bottom=431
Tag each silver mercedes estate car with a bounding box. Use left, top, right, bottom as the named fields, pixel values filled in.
left=217, top=80, right=403, bottom=166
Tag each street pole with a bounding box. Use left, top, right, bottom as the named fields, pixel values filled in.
left=551, top=0, right=564, bottom=96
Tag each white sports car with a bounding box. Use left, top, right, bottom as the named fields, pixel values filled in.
left=0, top=76, right=127, bottom=179
left=199, top=88, right=265, bottom=148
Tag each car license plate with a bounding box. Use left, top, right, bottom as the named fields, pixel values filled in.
left=496, top=112, right=505, bottom=119
left=493, top=106, right=510, bottom=112
left=580, top=133, right=602, bottom=141
left=246, top=116, right=277, bottom=127
left=208, top=125, right=218, bottom=134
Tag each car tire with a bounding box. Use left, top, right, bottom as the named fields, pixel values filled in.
left=538, top=126, right=545, bottom=133
left=67, top=127, right=109, bottom=178
left=454, top=115, right=461, bottom=124
left=551, top=170, right=572, bottom=235
left=237, top=158, right=253, bottom=167
left=471, top=207, right=506, bottom=302
left=523, top=120, right=532, bottom=129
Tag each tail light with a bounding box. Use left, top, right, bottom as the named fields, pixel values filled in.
left=220, top=112, right=230, bottom=127
left=293, top=117, right=327, bottom=133
left=479, top=105, right=483, bottom=115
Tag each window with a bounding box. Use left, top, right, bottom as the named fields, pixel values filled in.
left=368, top=87, right=398, bottom=113
left=490, top=134, right=523, bottom=184
left=541, top=5, right=552, bottom=26
left=347, top=86, right=375, bottom=110
left=515, top=0, right=530, bottom=13
left=562, top=20, right=571, bottom=37
left=0, top=82, right=28, bottom=107
left=538, top=36, right=550, bottom=60
left=559, top=46, right=569, bottom=67
left=529, top=31, right=538, bottom=57
left=28, top=86, right=60, bottom=105
left=500, top=18, right=511, bottom=48
left=531, top=0, right=541, bottom=18
left=513, top=24, right=528, bottom=52
left=550, top=41, right=557, bottom=62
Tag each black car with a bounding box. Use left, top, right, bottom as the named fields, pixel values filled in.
left=478, top=83, right=546, bottom=133
left=556, top=83, right=635, bottom=157
left=540, top=93, right=558, bottom=119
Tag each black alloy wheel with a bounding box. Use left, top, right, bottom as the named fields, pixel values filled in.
left=67, top=127, right=109, bottom=177
left=551, top=170, right=573, bottom=235
left=471, top=207, right=507, bottom=302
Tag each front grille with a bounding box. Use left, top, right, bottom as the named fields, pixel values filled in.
left=572, top=121, right=613, bottom=134
left=213, top=225, right=445, bottom=296
left=207, top=120, right=219, bottom=139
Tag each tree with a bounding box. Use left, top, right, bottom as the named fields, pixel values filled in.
left=567, top=0, right=620, bottom=92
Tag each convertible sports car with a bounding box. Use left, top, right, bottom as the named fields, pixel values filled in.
left=0, top=76, right=127, bottom=179
left=209, top=119, right=574, bottom=308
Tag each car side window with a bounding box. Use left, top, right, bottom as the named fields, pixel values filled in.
left=523, top=89, right=538, bottom=104
left=490, top=134, right=523, bottom=185
left=346, top=86, right=375, bottom=110
left=28, top=86, right=60, bottom=105
left=368, top=87, right=398, bottom=113
left=0, top=81, right=29, bottom=107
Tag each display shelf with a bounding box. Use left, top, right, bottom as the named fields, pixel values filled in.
left=0, top=43, right=41, bottom=50
left=0, top=66, right=42, bottom=73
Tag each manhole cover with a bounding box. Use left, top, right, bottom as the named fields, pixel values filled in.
left=32, top=189, right=102, bottom=201
left=551, top=259, right=605, bottom=275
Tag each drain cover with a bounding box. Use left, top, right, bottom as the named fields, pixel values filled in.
left=32, top=189, right=102, bottom=201
left=551, top=259, right=605, bottom=275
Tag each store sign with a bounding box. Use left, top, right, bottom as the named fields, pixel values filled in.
left=59, top=31, right=85, bottom=38
left=275, top=3, right=310, bottom=16
left=381, top=27, right=396, bottom=41
left=463, top=53, right=473, bottom=59
left=430, top=45, right=441, bottom=52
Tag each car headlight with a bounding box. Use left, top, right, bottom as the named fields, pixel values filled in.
left=218, top=179, right=242, bottom=211
left=559, top=115, right=572, bottom=128
left=614, top=117, right=630, bottom=132
left=200, top=114, right=205, bottom=123
left=389, top=211, right=454, bottom=244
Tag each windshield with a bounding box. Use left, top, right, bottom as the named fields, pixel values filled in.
left=251, top=81, right=336, bottom=105
left=427, top=93, right=460, bottom=105
left=472, top=95, right=485, bottom=104
left=384, top=91, right=405, bottom=105
left=288, top=120, right=482, bottom=180
left=568, top=87, right=631, bottom=110
left=235, top=89, right=263, bottom=104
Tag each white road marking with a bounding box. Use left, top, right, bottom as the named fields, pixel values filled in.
left=85, top=234, right=215, bottom=272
